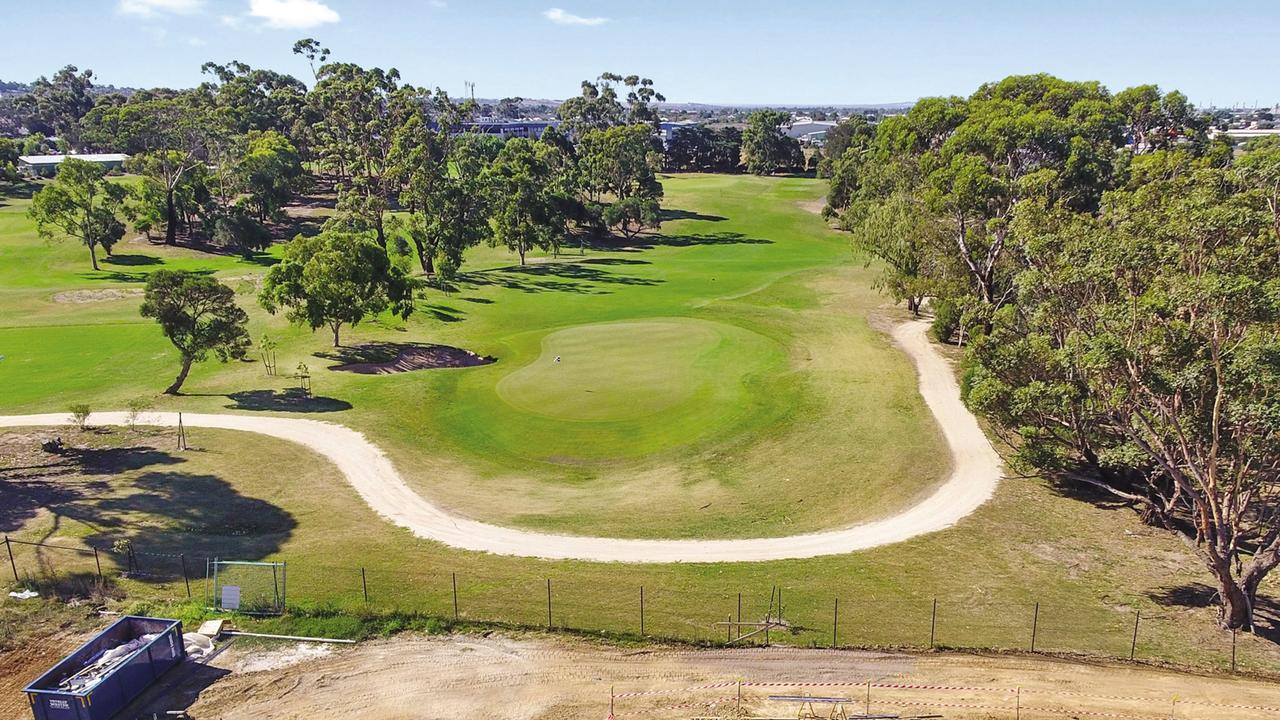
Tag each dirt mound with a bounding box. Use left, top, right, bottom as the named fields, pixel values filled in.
left=330, top=344, right=495, bottom=375
left=52, top=288, right=144, bottom=304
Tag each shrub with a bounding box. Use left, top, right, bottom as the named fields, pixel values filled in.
left=68, top=404, right=91, bottom=430
left=125, top=397, right=153, bottom=430
left=210, top=210, right=273, bottom=257
left=931, top=299, right=962, bottom=344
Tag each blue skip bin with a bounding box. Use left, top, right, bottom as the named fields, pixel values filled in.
left=24, top=616, right=186, bottom=720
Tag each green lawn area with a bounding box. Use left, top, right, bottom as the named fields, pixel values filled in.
left=2, top=172, right=1277, bottom=675
left=0, top=173, right=948, bottom=539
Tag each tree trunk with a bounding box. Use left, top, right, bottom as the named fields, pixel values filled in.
left=1218, top=576, right=1254, bottom=631
left=88, top=243, right=99, bottom=271
left=165, top=187, right=178, bottom=245
left=332, top=323, right=342, bottom=347
left=165, top=356, right=194, bottom=395
left=518, top=245, right=526, bottom=266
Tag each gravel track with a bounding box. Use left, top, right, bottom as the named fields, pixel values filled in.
left=0, top=319, right=1000, bottom=562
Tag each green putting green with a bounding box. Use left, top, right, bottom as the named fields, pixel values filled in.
left=496, top=318, right=768, bottom=423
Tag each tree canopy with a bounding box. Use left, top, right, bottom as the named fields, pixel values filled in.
left=140, top=270, right=251, bottom=394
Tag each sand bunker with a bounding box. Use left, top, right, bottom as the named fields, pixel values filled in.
left=52, top=289, right=144, bottom=304
left=331, top=344, right=495, bottom=375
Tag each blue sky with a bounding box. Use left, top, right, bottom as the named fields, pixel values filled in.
left=5, top=0, right=1278, bottom=106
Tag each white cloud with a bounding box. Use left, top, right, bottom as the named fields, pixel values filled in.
left=248, top=0, right=340, bottom=29
left=543, top=7, right=608, bottom=26
left=118, top=0, right=204, bottom=17
left=188, top=36, right=208, bottom=46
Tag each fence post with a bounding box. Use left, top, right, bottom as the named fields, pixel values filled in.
left=546, top=578, right=553, bottom=630
left=452, top=572, right=459, bottom=620
left=4, top=536, right=16, bottom=583
left=1232, top=629, right=1237, bottom=672
left=929, top=598, right=937, bottom=649
left=1030, top=602, right=1039, bottom=652
left=1130, top=610, right=1141, bottom=661
left=832, top=598, right=839, bottom=648
left=361, top=567, right=368, bottom=605
left=727, top=614, right=733, bottom=643
left=93, top=547, right=102, bottom=581
left=180, top=554, right=191, bottom=598
left=639, top=586, right=645, bottom=636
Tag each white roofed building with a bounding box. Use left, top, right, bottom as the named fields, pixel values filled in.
left=17, top=153, right=130, bottom=178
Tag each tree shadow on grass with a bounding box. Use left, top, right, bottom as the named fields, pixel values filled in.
left=0, top=181, right=39, bottom=207
left=1, top=435, right=296, bottom=582
left=1148, top=583, right=1280, bottom=643
left=584, top=231, right=772, bottom=252
left=423, top=303, right=465, bottom=322
left=224, top=389, right=352, bottom=413
left=0, top=442, right=184, bottom=533
left=80, top=267, right=216, bottom=283
left=660, top=208, right=728, bottom=222
left=461, top=261, right=662, bottom=295
left=103, top=254, right=163, bottom=267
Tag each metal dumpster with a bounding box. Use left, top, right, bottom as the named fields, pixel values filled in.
left=23, top=616, right=185, bottom=720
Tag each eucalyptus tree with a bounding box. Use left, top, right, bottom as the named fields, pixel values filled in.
left=260, top=231, right=415, bottom=346
left=741, top=110, right=801, bottom=175
left=965, top=164, right=1280, bottom=630
left=141, top=271, right=250, bottom=394
left=394, top=91, right=495, bottom=277
left=487, top=137, right=567, bottom=264
left=23, top=65, right=96, bottom=149
left=28, top=158, right=127, bottom=270
left=84, top=94, right=216, bottom=244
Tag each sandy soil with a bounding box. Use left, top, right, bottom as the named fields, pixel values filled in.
left=50, top=288, right=143, bottom=304
left=331, top=344, right=495, bottom=374
left=135, top=633, right=1280, bottom=720
left=0, top=319, right=1001, bottom=563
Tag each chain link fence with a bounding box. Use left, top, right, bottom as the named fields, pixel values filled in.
left=3, top=534, right=1272, bottom=677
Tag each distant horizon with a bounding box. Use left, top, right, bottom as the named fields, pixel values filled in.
left=5, top=1, right=1279, bottom=108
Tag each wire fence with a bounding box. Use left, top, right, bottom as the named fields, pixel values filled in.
left=5, top=534, right=1276, bottom=678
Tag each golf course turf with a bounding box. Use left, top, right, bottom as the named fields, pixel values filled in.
left=6, top=172, right=1276, bottom=673
left=0, top=173, right=950, bottom=540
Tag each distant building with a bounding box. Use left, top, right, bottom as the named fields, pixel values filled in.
left=784, top=119, right=837, bottom=144
left=659, top=121, right=699, bottom=149
left=17, top=153, right=129, bottom=178
left=461, top=120, right=559, bottom=139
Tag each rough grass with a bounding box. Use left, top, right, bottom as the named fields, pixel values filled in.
left=4, top=424, right=1279, bottom=675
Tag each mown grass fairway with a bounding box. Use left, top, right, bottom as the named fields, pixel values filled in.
left=0, top=174, right=948, bottom=539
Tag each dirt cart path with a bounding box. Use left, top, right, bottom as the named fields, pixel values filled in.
left=151, top=634, right=1280, bottom=720
left=0, top=319, right=1000, bottom=563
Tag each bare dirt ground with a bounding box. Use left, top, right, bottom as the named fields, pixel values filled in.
left=50, top=288, right=144, bottom=304
left=122, top=633, right=1280, bottom=720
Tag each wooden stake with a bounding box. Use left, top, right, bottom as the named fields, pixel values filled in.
left=833, top=598, right=839, bottom=648
left=546, top=578, right=552, bottom=630
left=1030, top=602, right=1039, bottom=652
left=4, top=536, right=16, bottom=582
left=929, top=598, right=937, bottom=649
left=639, top=586, right=645, bottom=636
left=361, top=567, right=368, bottom=604
left=1130, top=610, right=1140, bottom=661
left=452, top=572, right=459, bottom=620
